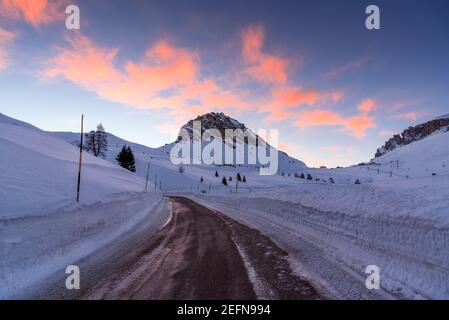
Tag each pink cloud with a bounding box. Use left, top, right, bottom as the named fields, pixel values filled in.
left=324, top=58, right=368, bottom=79
left=260, top=87, right=344, bottom=122
left=240, top=25, right=288, bottom=84
left=40, top=29, right=369, bottom=140
left=390, top=111, right=428, bottom=121
left=389, top=101, right=408, bottom=111
left=344, top=114, right=376, bottom=138
left=358, top=98, right=377, bottom=113
left=295, top=109, right=375, bottom=138
left=0, top=26, right=17, bottom=70
left=0, top=0, right=65, bottom=27
left=41, top=33, right=253, bottom=128
left=387, top=99, right=422, bottom=111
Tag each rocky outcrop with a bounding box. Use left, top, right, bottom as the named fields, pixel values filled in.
left=177, top=112, right=265, bottom=148
left=375, top=117, right=449, bottom=157
left=179, top=112, right=247, bottom=139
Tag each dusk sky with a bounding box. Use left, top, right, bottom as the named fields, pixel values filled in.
left=0, top=0, right=448, bottom=167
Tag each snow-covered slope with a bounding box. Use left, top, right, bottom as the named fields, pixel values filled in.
left=0, top=113, right=149, bottom=218
left=375, top=115, right=449, bottom=157
left=0, top=113, right=166, bottom=298
left=374, top=129, right=449, bottom=178
left=184, top=128, right=449, bottom=299
left=50, top=113, right=307, bottom=193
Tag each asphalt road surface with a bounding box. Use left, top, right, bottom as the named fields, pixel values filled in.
left=40, top=196, right=322, bottom=300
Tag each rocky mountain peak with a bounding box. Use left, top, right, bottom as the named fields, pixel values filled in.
left=375, top=116, right=449, bottom=157
left=178, top=112, right=254, bottom=142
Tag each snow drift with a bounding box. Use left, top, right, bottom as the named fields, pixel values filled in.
left=0, top=113, right=166, bottom=298
left=0, top=113, right=150, bottom=218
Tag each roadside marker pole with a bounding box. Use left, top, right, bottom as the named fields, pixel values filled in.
left=76, top=114, right=84, bottom=202
left=145, top=162, right=151, bottom=192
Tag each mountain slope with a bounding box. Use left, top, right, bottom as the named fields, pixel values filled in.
left=51, top=112, right=307, bottom=191
left=375, top=115, right=449, bottom=157
left=0, top=113, right=149, bottom=218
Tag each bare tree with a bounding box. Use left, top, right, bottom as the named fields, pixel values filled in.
left=85, top=124, right=108, bottom=158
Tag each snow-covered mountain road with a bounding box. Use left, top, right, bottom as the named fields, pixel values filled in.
left=38, top=197, right=322, bottom=300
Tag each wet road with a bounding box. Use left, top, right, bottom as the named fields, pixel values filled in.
left=43, top=197, right=322, bottom=300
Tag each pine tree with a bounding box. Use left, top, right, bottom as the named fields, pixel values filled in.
left=229, top=176, right=232, bottom=181
left=222, top=177, right=228, bottom=186
left=242, top=176, right=246, bottom=183
left=85, top=123, right=108, bottom=158
left=307, top=174, right=313, bottom=180
left=236, top=173, right=242, bottom=181
left=116, top=145, right=136, bottom=173
left=126, top=146, right=136, bottom=172
left=300, top=173, right=305, bottom=179
left=116, top=146, right=127, bottom=169
left=355, top=179, right=361, bottom=184
left=200, top=176, right=204, bottom=183
left=215, top=170, right=219, bottom=177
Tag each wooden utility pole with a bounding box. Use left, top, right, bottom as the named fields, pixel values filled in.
left=145, top=162, right=151, bottom=192
left=76, top=114, right=84, bottom=202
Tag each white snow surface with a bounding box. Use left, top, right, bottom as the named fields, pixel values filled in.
left=0, top=113, right=152, bottom=218
left=180, top=130, right=449, bottom=299
left=1, top=112, right=449, bottom=299
left=0, top=113, right=166, bottom=298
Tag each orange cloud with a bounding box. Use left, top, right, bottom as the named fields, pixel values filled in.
left=40, top=30, right=358, bottom=140
left=0, top=0, right=64, bottom=27
left=271, top=87, right=319, bottom=107
left=260, top=87, right=344, bottom=122
left=345, top=114, right=376, bottom=138
left=42, top=33, right=253, bottom=130
left=295, top=109, right=375, bottom=138
left=43, top=34, right=122, bottom=91
left=296, top=110, right=343, bottom=126
left=240, top=25, right=288, bottom=84
left=358, top=98, right=377, bottom=113
left=0, top=26, right=16, bottom=70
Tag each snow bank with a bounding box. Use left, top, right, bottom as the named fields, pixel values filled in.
left=0, top=113, right=166, bottom=298
left=190, top=190, right=448, bottom=299
left=0, top=113, right=150, bottom=218
left=0, top=192, right=166, bottom=299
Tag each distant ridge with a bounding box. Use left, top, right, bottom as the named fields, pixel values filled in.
left=375, top=115, right=449, bottom=157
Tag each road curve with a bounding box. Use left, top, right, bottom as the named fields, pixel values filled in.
left=43, top=197, right=323, bottom=299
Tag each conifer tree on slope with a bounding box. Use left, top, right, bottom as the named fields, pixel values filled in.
left=116, top=145, right=136, bottom=173
left=126, top=146, right=136, bottom=173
